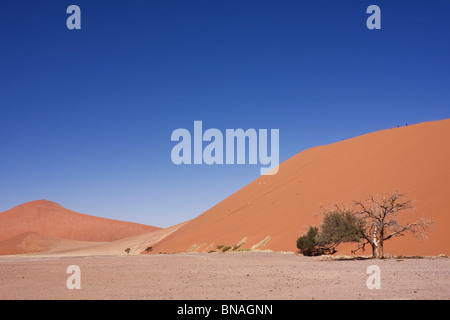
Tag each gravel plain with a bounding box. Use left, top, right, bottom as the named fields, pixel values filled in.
left=0, top=252, right=448, bottom=300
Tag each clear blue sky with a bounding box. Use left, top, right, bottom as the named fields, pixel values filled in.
left=1, top=0, right=449, bottom=227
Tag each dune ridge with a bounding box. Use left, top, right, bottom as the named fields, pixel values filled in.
left=0, top=200, right=160, bottom=243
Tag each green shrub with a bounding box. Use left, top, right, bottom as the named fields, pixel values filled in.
left=297, top=210, right=364, bottom=256
left=145, top=246, right=153, bottom=253
left=221, top=246, right=232, bottom=252
left=297, top=226, right=324, bottom=256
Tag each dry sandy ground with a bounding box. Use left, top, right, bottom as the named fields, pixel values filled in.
left=0, top=252, right=448, bottom=300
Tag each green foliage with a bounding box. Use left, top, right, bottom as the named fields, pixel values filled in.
left=297, top=210, right=364, bottom=256
left=221, top=246, right=232, bottom=252
left=216, top=245, right=224, bottom=250
left=145, top=246, right=153, bottom=253
left=317, top=210, right=364, bottom=245
left=296, top=226, right=327, bottom=256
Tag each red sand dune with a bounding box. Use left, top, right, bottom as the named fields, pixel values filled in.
left=0, top=200, right=160, bottom=243
left=0, top=232, right=103, bottom=255
left=0, top=232, right=60, bottom=255
left=0, top=221, right=186, bottom=256
left=150, top=119, right=450, bottom=256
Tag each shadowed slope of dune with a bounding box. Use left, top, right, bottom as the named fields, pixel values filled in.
left=46, top=221, right=189, bottom=256
left=0, top=232, right=102, bottom=255
left=0, top=200, right=160, bottom=243
left=0, top=232, right=59, bottom=255
left=0, top=223, right=187, bottom=256
left=150, top=119, right=450, bottom=256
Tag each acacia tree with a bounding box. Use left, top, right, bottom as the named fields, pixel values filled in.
left=352, top=190, right=434, bottom=258
left=297, top=211, right=364, bottom=256
left=297, top=226, right=335, bottom=256
left=316, top=210, right=364, bottom=247
left=299, top=191, right=434, bottom=258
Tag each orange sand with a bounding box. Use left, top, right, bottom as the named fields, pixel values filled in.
left=150, top=119, right=450, bottom=256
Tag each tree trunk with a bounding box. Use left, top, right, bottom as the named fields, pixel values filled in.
left=371, top=242, right=379, bottom=258
left=378, top=239, right=384, bottom=259
left=371, top=226, right=379, bottom=258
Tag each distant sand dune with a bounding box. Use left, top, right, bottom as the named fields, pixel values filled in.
left=0, top=200, right=160, bottom=243
left=0, top=232, right=102, bottom=255
left=0, top=222, right=187, bottom=257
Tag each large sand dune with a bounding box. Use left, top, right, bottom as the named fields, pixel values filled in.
left=0, top=232, right=100, bottom=255
left=1, top=119, right=449, bottom=257
left=150, top=119, right=450, bottom=256
left=0, top=200, right=160, bottom=243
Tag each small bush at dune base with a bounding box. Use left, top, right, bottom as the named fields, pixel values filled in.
left=221, top=246, right=232, bottom=252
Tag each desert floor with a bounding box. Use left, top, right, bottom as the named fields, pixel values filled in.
left=0, top=252, right=448, bottom=300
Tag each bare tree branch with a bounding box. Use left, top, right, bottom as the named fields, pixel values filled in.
left=351, top=190, right=433, bottom=258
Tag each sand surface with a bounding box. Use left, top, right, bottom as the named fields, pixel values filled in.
left=0, top=252, right=448, bottom=300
